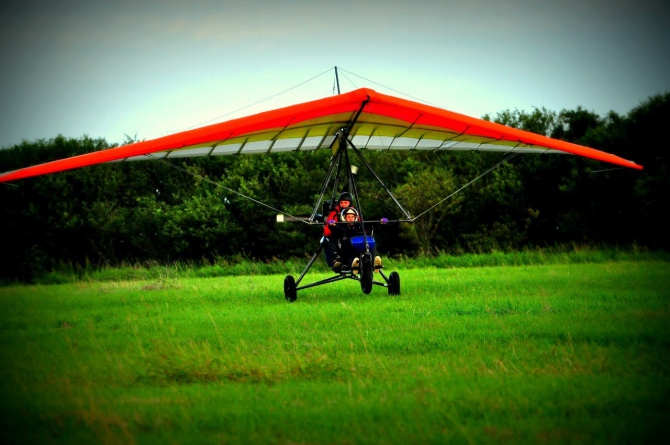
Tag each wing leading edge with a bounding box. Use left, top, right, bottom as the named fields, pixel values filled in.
left=0, top=88, right=642, bottom=183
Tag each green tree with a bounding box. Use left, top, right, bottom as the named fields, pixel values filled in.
left=394, top=167, right=464, bottom=255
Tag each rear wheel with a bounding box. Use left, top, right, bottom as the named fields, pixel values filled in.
left=284, top=275, right=297, bottom=302
left=360, top=256, right=373, bottom=295
left=388, top=271, right=400, bottom=296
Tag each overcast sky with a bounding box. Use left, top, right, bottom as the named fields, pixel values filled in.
left=0, top=0, right=668, bottom=149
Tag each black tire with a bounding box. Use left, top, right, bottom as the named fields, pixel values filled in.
left=388, top=271, right=400, bottom=296
left=360, top=257, right=373, bottom=295
left=284, top=275, right=297, bottom=302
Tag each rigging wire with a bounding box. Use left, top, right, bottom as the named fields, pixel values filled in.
left=410, top=151, right=521, bottom=221
left=187, top=67, right=334, bottom=129
left=332, top=67, right=525, bottom=221
left=339, top=70, right=358, bottom=90
left=338, top=67, right=440, bottom=107
left=589, top=167, right=625, bottom=174
left=146, top=154, right=310, bottom=225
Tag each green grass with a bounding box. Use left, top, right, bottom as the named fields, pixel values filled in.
left=1, top=260, right=668, bottom=444
left=13, top=244, right=668, bottom=286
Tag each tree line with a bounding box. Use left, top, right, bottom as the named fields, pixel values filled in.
left=1, top=93, right=667, bottom=281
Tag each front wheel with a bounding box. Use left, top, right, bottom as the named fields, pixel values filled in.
left=284, top=275, right=297, bottom=302
left=388, top=271, right=400, bottom=296
left=360, top=257, right=373, bottom=295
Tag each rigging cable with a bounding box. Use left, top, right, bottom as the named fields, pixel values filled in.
left=187, top=67, right=334, bottom=129
left=146, top=154, right=311, bottom=225
left=589, top=167, right=625, bottom=174
left=338, top=67, right=440, bottom=107
left=339, top=70, right=358, bottom=90
left=336, top=67, right=525, bottom=222
left=143, top=67, right=338, bottom=226
left=410, top=150, right=521, bottom=222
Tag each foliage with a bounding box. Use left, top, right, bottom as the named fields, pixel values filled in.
left=394, top=167, right=463, bottom=254
left=1, top=93, right=669, bottom=281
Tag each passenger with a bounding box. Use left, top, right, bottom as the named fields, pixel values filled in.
left=337, top=207, right=363, bottom=271
left=323, top=192, right=356, bottom=269
left=333, top=207, right=383, bottom=275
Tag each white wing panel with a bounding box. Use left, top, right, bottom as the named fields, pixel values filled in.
left=271, top=138, right=303, bottom=152
left=211, top=143, right=242, bottom=156
left=389, top=137, right=418, bottom=150
left=125, top=151, right=168, bottom=161
left=365, top=136, right=394, bottom=149
left=240, top=140, right=273, bottom=154
left=167, top=147, right=212, bottom=158
left=414, top=139, right=445, bottom=150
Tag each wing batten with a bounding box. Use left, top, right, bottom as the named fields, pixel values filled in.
left=294, top=133, right=308, bottom=152
left=235, top=139, right=248, bottom=156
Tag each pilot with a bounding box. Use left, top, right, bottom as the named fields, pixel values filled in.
left=323, top=192, right=355, bottom=269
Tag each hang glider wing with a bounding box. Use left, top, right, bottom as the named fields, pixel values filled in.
left=0, top=88, right=642, bottom=183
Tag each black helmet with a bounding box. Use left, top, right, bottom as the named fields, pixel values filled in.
left=338, top=192, right=353, bottom=203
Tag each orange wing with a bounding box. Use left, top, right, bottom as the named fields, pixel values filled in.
left=0, top=88, right=641, bottom=183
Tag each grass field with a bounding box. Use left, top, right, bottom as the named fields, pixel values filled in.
left=0, top=259, right=668, bottom=444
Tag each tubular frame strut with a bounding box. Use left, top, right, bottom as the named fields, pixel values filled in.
left=292, top=96, right=397, bottom=292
